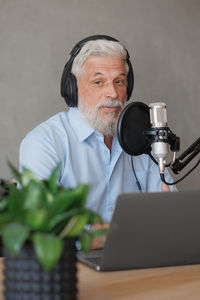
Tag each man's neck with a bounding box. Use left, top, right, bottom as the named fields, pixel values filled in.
left=104, top=135, right=113, bottom=151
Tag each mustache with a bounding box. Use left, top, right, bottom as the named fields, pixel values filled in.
left=96, top=99, right=124, bottom=110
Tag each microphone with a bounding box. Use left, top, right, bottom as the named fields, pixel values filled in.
left=117, top=101, right=180, bottom=177
left=117, top=101, right=200, bottom=185
left=149, top=103, right=169, bottom=174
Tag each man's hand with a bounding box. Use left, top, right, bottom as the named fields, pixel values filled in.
left=90, top=223, right=109, bottom=250
left=161, top=182, right=170, bottom=192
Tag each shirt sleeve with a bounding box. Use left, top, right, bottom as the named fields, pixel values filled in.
left=19, top=131, right=61, bottom=180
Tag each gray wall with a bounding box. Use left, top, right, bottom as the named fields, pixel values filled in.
left=0, top=0, right=200, bottom=190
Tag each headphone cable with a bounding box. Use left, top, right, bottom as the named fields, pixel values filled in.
left=131, top=156, right=142, bottom=192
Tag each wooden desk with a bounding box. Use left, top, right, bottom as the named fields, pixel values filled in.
left=1, top=258, right=200, bottom=299
left=78, top=262, right=200, bottom=300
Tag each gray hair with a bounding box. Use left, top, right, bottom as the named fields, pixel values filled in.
left=71, top=39, right=129, bottom=79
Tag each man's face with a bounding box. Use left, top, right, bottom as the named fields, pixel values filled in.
left=77, top=56, right=127, bottom=135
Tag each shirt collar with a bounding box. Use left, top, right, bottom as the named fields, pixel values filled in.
left=67, top=108, right=123, bottom=155
left=68, top=108, right=95, bottom=143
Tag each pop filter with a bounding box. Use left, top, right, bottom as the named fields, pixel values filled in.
left=117, top=101, right=152, bottom=155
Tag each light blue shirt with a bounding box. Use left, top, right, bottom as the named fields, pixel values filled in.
left=20, top=108, right=176, bottom=222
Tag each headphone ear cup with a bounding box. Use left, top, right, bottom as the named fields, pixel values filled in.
left=61, top=62, right=78, bottom=107
left=126, top=60, right=134, bottom=101
left=65, top=74, right=78, bottom=107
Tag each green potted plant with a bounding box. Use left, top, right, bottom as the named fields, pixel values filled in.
left=0, top=163, right=106, bottom=300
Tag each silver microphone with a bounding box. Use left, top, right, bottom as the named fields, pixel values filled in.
left=149, top=102, right=169, bottom=174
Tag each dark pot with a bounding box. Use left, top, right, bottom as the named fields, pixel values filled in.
left=3, top=239, right=78, bottom=300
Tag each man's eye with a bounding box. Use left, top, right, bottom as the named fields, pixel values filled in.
left=94, top=80, right=102, bottom=85
left=115, top=79, right=126, bottom=85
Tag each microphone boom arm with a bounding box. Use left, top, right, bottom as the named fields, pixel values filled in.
left=144, top=128, right=200, bottom=185
left=171, top=137, right=200, bottom=174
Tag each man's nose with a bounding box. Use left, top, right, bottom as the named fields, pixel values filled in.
left=106, top=82, right=118, bottom=99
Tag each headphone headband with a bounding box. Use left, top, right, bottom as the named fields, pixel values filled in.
left=60, top=35, right=134, bottom=107
left=70, top=35, right=119, bottom=57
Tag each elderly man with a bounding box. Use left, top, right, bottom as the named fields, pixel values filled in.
left=19, top=35, right=175, bottom=223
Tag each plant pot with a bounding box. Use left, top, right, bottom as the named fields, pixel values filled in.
left=3, top=238, right=78, bottom=300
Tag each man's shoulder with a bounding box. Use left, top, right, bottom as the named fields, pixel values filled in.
left=21, top=111, right=72, bottom=144
left=39, top=111, right=69, bottom=129
left=30, top=111, right=70, bottom=133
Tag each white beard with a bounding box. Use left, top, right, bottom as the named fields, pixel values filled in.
left=78, top=98, right=125, bottom=136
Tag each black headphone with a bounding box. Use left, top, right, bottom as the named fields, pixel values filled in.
left=60, top=34, right=134, bottom=107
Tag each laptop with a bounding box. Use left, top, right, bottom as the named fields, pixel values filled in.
left=77, top=190, right=200, bottom=271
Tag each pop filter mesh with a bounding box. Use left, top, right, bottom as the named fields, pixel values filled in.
left=117, top=102, right=151, bottom=155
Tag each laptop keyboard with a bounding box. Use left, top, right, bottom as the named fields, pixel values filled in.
left=85, top=256, right=102, bottom=265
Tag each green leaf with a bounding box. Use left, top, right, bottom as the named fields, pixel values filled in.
left=47, top=212, right=70, bottom=231
left=79, top=231, right=93, bottom=252
left=65, top=184, right=90, bottom=208
left=32, top=233, right=63, bottom=271
left=59, top=213, right=89, bottom=238
left=7, top=161, right=21, bottom=183
left=21, top=168, right=40, bottom=187
left=85, top=209, right=104, bottom=225
left=24, top=208, right=49, bottom=231
left=23, top=180, right=46, bottom=211
left=2, top=163, right=104, bottom=271
left=0, top=212, right=12, bottom=228
left=48, top=189, right=73, bottom=213
left=0, top=199, right=8, bottom=211
left=7, top=184, right=18, bottom=214
left=45, top=191, right=55, bottom=206
left=89, top=228, right=108, bottom=238
left=46, top=184, right=89, bottom=215
left=79, top=229, right=108, bottom=252
left=2, top=222, right=30, bottom=255
left=48, top=207, right=89, bottom=232
left=49, top=208, right=104, bottom=235
left=47, top=165, right=60, bottom=194
left=8, top=185, right=24, bottom=221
